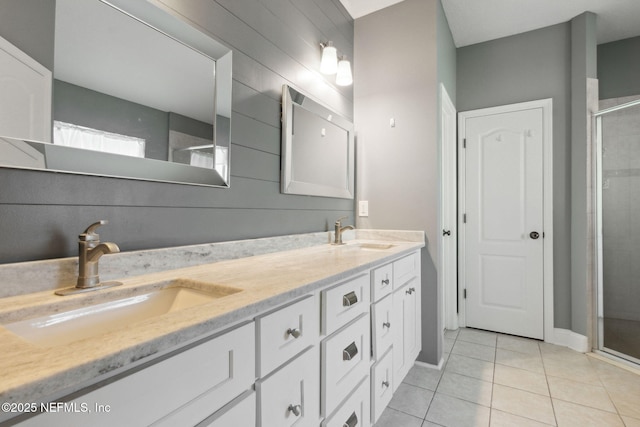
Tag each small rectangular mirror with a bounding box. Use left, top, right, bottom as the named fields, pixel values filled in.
left=281, top=85, right=354, bottom=199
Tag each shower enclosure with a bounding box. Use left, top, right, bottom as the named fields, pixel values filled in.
left=595, top=95, right=640, bottom=365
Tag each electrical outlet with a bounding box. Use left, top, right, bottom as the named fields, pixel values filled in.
left=358, top=200, right=369, bottom=217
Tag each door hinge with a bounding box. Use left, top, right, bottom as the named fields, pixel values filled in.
left=463, top=213, right=467, bottom=223
left=463, top=289, right=467, bottom=299
left=463, top=138, right=466, bottom=148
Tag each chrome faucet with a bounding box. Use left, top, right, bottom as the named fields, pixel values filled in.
left=55, top=220, right=122, bottom=296
left=333, top=216, right=354, bottom=245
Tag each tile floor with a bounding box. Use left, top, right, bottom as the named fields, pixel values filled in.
left=375, top=328, right=640, bottom=427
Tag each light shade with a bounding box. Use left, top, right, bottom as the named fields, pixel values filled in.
left=336, top=56, right=353, bottom=86
left=320, top=42, right=338, bottom=75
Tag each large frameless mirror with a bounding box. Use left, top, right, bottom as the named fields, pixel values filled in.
left=0, top=0, right=232, bottom=187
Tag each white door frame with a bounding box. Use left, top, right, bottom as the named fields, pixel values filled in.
left=439, top=84, right=458, bottom=331
left=457, top=98, right=554, bottom=341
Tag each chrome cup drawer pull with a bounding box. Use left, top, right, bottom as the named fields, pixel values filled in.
left=287, top=328, right=301, bottom=338
left=343, top=341, right=358, bottom=361
left=288, top=404, right=302, bottom=416
left=343, top=291, right=358, bottom=307
left=343, top=411, right=358, bottom=427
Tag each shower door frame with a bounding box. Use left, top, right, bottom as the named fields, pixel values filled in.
left=594, top=97, right=640, bottom=366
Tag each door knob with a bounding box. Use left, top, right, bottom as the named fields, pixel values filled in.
left=529, top=231, right=540, bottom=240
left=288, top=404, right=301, bottom=416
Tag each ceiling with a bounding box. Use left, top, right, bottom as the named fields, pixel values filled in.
left=340, top=0, right=640, bottom=47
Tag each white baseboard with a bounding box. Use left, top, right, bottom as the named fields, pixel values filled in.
left=551, top=328, right=589, bottom=353
left=415, top=358, right=445, bottom=371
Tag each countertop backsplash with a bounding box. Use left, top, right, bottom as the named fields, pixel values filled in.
left=0, top=229, right=424, bottom=298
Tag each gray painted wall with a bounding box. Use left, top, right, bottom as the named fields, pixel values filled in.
left=457, top=23, right=574, bottom=330
left=0, top=0, right=355, bottom=263
left=570, top=13, right=597, bottom=336
left=354, top=0, right=442, bottom=364
left=598, top=36, right=640, bottom=99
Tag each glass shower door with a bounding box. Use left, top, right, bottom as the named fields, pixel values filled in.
left=596, top=98, right=640, bottom=364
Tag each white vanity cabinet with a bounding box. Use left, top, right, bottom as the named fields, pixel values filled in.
left=322, top=273, right=370, bottom=336
left=197, top=390, right=256, bottom=427
left=320, top=273, right=372, bottom=420
left=370, top=250, right=421, bottom=422
left=11, top=244, right=423, bottom=427
left=322, top=377, right=370, bottom=427
left=255, top=294, right=319, bottom=377
left=392, top=252, right=421, bottom=390
left=255, top=295, right=321, bottom=427
left=18, top=322, right=256, bottom=427
left=256, top=346, right=320, bottom=427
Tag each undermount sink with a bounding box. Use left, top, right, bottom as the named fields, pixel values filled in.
left=3, top=279, right=242, bottom=347
left=357, top=243, right=396, bottom=250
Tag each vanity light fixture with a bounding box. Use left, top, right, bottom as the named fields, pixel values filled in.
left=320, top=41, right=338, bottom=75
left=336, top=56, right=353, bottom=86
left=320, top=41, right=353, bottom=86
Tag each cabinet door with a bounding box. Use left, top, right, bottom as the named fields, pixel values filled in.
left=256, top=295, right=319, bottom=376
left=257, top=346, right=320, bottom=427
left=198, top=391, right=256, bottom=427
left=321, top=313, right=370, bottom=417
left=371, top=349, right=393, bottom=424
left=371, top=293, right=393, bottom=360
left=404, top=277, right=421, bottom=364
left=322, top=377, right=370, bottom=427
left=19, top=322, right=255, bottom=427
left=393, top=252, right=419, bottom=289
left=393, top=277, right=421, bottom=389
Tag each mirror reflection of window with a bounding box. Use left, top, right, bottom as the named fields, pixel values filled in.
left=53, top=121, right=145, bottom=158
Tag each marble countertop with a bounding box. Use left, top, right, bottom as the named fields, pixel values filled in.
left=0, top=232, right=424, bottom=412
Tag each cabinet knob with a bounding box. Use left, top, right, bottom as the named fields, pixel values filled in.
left=343, top=411, right=358, bottom=427
left=405, top=287, right=415, bottom=295
left=343, top=291, right=358, bottom=307
left=382, top=322, right=391, bottom=329
left=382, top=380, right=390, bottom=388
left=381, top=278, right=390, bottom=286
left=288, top=404, right=302, bottom=416
left=343, top=341, right=359, bottom=361
left=286, top=328, right=301, bottom=338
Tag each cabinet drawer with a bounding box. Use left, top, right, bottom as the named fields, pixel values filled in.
left=393, top=252, right=419, bottom=289
left=322, top=273, right=370, bottom=336
left=19, top=322, right=256, bottom=427
left=257, top=346, right=320, bottom=427
left=322, top=376, right=370, bottom=427
left=321, top=313, right=370, bottom=417
left=371, top=348, right=393, bottom=424
left=371, top=293, right=393, bottom=360
left=256, top=295, right=319, bottom=376
left=197, top=390, right=256, bottom=427
left=371, top=262, right=393, bottom=302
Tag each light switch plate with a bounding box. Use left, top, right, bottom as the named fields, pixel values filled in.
left=358, top=200, right=369, bottom=217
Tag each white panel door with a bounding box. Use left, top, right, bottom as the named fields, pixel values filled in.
left=440, top=84, right=458, bottom=330
left=463, top=107, right=544, bottom=339
left=0, top=35, right=51, bottom=142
